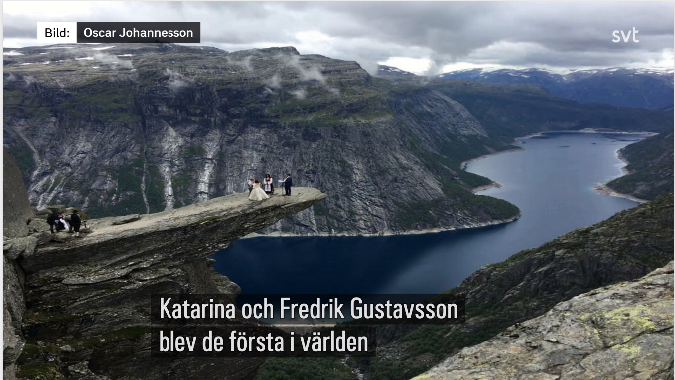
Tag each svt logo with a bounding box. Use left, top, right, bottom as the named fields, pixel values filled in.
left=612, top=27, right=639, bottom=43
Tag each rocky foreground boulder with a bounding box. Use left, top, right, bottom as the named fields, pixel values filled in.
left=5, top=186, right=325, bottom=379
left=417, top=261, right=674, bottom=379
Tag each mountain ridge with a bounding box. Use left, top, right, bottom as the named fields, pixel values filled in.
left=436, top=67, right=675, bottom=110
left=3, top=43, right=672, bottom=237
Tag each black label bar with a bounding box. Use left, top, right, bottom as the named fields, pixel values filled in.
left=77, top=22, right=200, bottom=43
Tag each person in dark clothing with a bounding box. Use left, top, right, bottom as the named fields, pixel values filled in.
left=282, top=173, right=293, bottom=196
left=46, top=212, right=58, bottom=234
left=71, top=210, right=82, bottom=237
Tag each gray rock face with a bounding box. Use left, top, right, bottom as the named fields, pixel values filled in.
left=3, top=236, right=37, bottom=260
left=16, top=188, right=325, bottom=379
left=3, top=43, right=519, bottom=236
left=419, top=262, right=674, bottom=380
left=2, top=150, right=32, bottom=380
left=3, top=256, right=25, bottom=380
left=3, top=148, right=33, bottom=239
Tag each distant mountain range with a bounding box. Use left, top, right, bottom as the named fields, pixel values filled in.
left=436, top=67, right=674, bottom=110
left=377, top=65, right=674, bottom=110
left=3, top=44, right=672, bottom=237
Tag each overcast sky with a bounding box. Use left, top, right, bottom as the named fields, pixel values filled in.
left=3, top=1, right=674, bottom=74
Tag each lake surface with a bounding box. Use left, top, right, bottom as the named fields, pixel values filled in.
left=211, top=132, right=649, bottom=295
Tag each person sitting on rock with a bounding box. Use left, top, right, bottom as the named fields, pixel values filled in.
left=71, top=210, right=82, bottom=237
left=55, top=213, right=69, bottom=232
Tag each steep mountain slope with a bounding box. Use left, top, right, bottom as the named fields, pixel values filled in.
left=606, top=132, right=674, bottom=201
left=438, top=67, right=675, bottom=110
left=3, top=43, right=518, bottom=236
left=3, top=44, right=671, bottom=236
left=354, top=194, right=674, bottom=379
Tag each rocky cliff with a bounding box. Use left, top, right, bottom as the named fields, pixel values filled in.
left=357, top=194, right=673, bottom=380
left=4, top=43, right=670, bottom=236
left=417, top=261, right=674, bottom=379
left=3, top=148, right=32, bottom=380
left=3, top=146, right=326, bottom=380
left=3, top=43, right=521, bottom=236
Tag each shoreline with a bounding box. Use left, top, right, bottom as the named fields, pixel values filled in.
left=459, top=147, right=525, bottom=171
left=242, top=213, right=522, bottom=239
left=460, top=147, right=523, bottom=170
left=470, top=181, right=503, bottom=193
left=513, top=128, right=658, bottom=142
left=459, top=128, right=655, bottom=171
left=592, top=183, right=647, bottom=204
left=463, top=127, right=652, bottom=204
left=244, top=128, right=650, bottom=240
left=591, top=146, right=648, bottom=204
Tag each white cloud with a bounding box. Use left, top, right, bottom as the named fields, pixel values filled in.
left=93, top=52, right=133, bottom=69
left=166, top=68, right=194, bottom=93
left=2, top=2, right=673, bottom=72
left=379, top=57, right=432, bottom=75
left=290, top=88, right=307, bottom=100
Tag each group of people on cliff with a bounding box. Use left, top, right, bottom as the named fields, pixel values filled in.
left=46, top=210, right=83, bottom=237
left=247, top=173, right=293, bottom=201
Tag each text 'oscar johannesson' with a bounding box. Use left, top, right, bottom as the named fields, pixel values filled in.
left=83, top=27, right=194, bottom=39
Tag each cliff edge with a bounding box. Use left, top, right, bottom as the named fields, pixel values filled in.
left=3, top=172, right=325, bottom=379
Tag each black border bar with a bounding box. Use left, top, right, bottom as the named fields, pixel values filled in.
left=77, top=22, right=200, bottom=43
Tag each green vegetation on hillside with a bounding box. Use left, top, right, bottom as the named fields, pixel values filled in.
left=606, top=133, right=674, bottom=201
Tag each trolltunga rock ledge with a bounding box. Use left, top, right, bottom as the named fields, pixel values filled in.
left=15, top=188, right=325, bottom=379
left=22, top=187, right=326, bottom=279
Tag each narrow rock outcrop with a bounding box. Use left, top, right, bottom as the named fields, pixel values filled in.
left=12, top=188, right=325, bottom=379
left=418, top=261, right=674, bottom=379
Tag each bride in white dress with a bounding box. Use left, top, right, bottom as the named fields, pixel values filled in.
left=248, top=180, right=269, bottom=201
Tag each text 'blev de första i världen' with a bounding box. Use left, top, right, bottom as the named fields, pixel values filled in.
left=150, top=294, right=465, bottom=357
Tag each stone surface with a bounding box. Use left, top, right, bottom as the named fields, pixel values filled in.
left=109, top=214, right=141, bottom=225
left=47, top=205, right=66, bottom=213
left=418, top=262, right=674, bottom=380
left=16, top=188, right=325, bottom=379
left=3, top=150, right=31, bottom=379
left=27, top=218, right=50, bottom=234
left=3, top=148, right=33, bottom=239
left=29, top=231, right=53, bottom=246
left=3, top=236, right=37, bottom=260
left=3, top=256, right=25, bottom=379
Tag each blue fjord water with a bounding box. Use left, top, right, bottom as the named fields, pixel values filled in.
left=211, top=132, right=649, bottom=295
